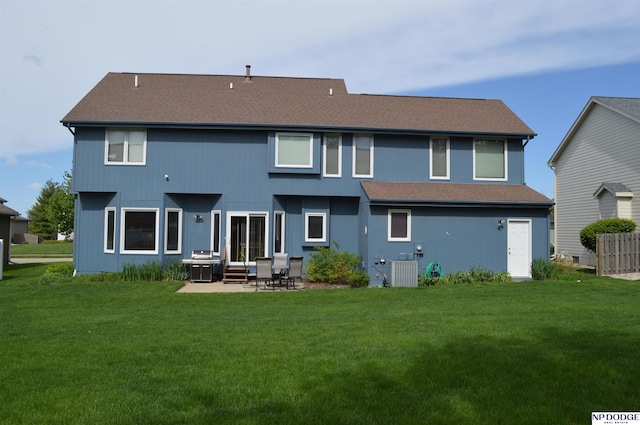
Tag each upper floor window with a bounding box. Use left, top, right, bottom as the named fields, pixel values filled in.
left=105, top=129, right=146, bottom=165
left=430, top=137, right=450, bottom=180
left=275, top=132, right=313, bottom=168
left=388, top=209, right=411, bottom=241
left=353, top=134, right=374, bottom=178
left=474, top=139, right=507, bottom=181
left=323, top=133, right=342, bottom=177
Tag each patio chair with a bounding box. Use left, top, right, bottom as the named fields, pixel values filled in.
left=285, top=256, right=303, bottom=289
left=255, top=257, right=273, bottom=291
left=272, top=253, right=289, bottom=287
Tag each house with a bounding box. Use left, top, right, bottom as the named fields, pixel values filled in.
left=548, top=97, right=640, bottom=265
left=10, top=216, right=31, bottom=244
left=0, top=197, right=20, bottom=265
left=61, top=68, right=552, bottom=282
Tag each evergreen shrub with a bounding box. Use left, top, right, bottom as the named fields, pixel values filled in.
left=579, top=218, right=636, bottom=252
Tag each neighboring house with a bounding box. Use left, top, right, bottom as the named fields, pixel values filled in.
left=10, top=216, right=31, bottom=244
left=61, top=68, right=552, bottom=281
left=548, top=96, right=640, bottom=266
left=0, top=197, right=20, bottom=265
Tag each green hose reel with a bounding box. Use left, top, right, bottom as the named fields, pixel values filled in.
left=425, top=261, right=442, bottom=279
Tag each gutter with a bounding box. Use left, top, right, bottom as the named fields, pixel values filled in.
left=60, top=120, right=537, bottom=140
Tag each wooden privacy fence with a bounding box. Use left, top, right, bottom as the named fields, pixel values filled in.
left=596, top=232, right=640, bottom=276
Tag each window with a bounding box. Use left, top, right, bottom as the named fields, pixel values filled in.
left=323, top=133, right=342, bottom=177
left=474, top=139, right=507, bottom=180
left=430, top=137, right=449, bottom=179
left=104, top=208, right=116, bottom=253
left=211, top=210, right=221, bottom=255
left=388, top=209, right=411, bottom=241
left=120, top=208, right=158, bottom=254
left=275, top=133, right=313, bottom=168
left=274, top=211, right=285, bottom=254
left=164, top=208, right=182, bottom=254
left=227, top=212, right=269, bottom=264
left=105, top=129, right=146, bottom=165
left=353, top=134, right=373, bottom=177
left=305, top=212, right=326, bottom=243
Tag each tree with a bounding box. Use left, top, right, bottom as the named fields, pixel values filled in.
left=47, top=171, right=75, bottom=236
left=27, top=179, right=59, bottom=240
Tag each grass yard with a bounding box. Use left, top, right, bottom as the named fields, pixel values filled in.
left=1, top=263, right=639, bottom=424
left=10, top=241, right=73, bottom=258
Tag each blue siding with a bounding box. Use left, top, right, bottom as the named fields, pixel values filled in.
left=364, top=205, right=549, bottom=285
left=71, top=126, right=542, bottom=277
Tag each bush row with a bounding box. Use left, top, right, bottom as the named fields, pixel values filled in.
left=39, top=260, right=189, bottom=284
left=419, top=265, right=512, bottom=286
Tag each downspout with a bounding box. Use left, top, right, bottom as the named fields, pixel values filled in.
left=523, top=135, right=530, bottom=148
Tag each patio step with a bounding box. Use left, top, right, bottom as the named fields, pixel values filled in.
left=223, top=267, right=248, bottom=284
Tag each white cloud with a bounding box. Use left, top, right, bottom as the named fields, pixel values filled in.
left=3, top=155, right=18, bottom=166
left=25, top=160, right=53, bottom=169
left=27, top=182, right=42, bottom=190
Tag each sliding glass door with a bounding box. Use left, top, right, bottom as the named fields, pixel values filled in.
left=228, top=212, right=268, bottom=264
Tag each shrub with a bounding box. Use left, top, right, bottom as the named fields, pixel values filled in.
left=434, top=266, right=512, bottom=285
left=122, top=262, right=164, bottom=281
left=163, top=260, right=190, bottom=281
left=39, top=262, right=75, bottom=285
left=347, top=270, right=370, bottom=288
left=305, top=243, right=366, bottom=286
left=531, top=257, right=560, bottom=280
left=579, top=218, right=636, bottom=252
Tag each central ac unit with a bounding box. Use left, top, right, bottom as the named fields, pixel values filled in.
left=390, top=261, right=418, bottom=287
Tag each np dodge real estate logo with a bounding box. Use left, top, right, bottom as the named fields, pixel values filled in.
left=592, top=412, right=640, bottom=425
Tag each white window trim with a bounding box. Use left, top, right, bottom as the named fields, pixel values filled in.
left=323, top=133, right=342, bottom=177
left=104, top=129, right=147, bottom=165
left=388, top=209, right=411, bottom=242
left=225, top=211, right=270, bottom=266
left=210, top=210, right=221, bottom=255
left=274, top=210, right=285, bottom=254
left=473, top=139, right=508, bottom=181
left=104, top=207, right=116, bottom=253
left=120, top=207, right=159, bottom=255
left=352, top=134, right=374, bottom=178
left=275, top=132, right=313, bottom=168
left=164, top=208, right=182, bottom=254
left=305, top=212, right=327, bottom=243
left=430, top=137, right=450, bottom=180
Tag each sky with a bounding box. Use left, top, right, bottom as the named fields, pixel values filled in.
left=1, top=0, right=639, bottom=217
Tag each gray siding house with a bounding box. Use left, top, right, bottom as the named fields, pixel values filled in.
left=0, top=197, right=20, bottom=265
left=548, top=97, right=640, bottom=265
left=62, top=69, right=552, bottom=282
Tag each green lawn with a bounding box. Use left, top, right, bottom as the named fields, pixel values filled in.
left=1, top=263, right=638, bottom=424
left=10, top=241, right=73, bottom=258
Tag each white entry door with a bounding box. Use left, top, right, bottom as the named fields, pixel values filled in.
left=507, top=219, right=532, bottom=278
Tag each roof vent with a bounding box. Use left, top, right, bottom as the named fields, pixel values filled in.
left=134, top=75, right=139, bottom=88
left=245, top=65, right=251, bottom=82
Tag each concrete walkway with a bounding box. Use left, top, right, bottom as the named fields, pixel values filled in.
left=10, top=257, right=73, bottom=264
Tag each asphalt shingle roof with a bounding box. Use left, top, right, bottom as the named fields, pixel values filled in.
left=62, top=72, right=536, bottom=136
left=361, top=182, right=552, bottom=205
